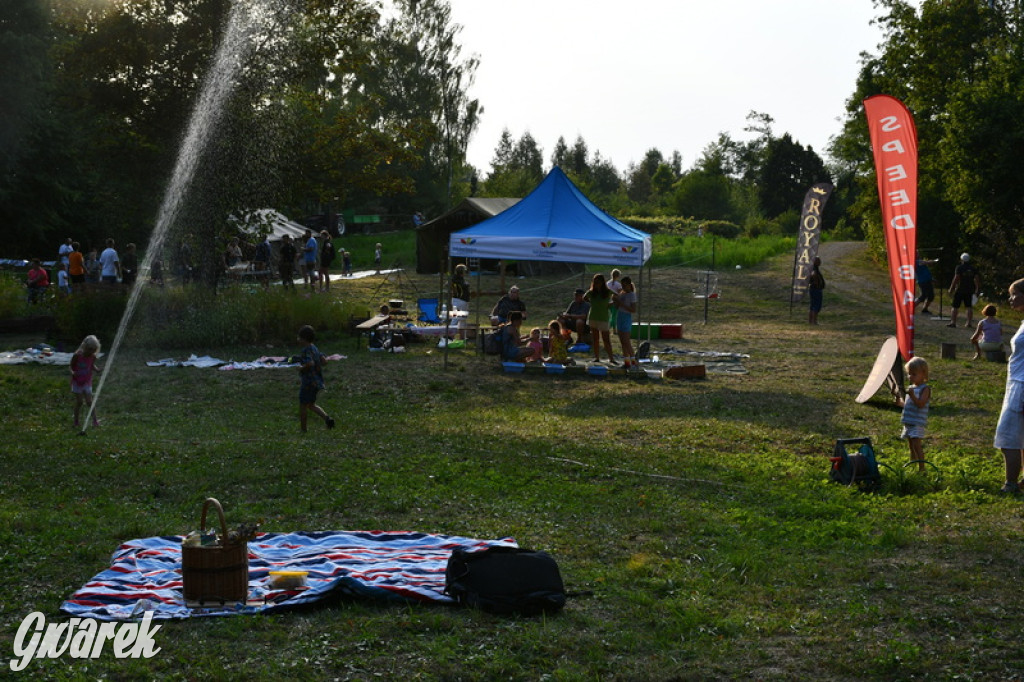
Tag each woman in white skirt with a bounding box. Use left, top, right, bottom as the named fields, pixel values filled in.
left=994, top=279, right=1024, bottom=493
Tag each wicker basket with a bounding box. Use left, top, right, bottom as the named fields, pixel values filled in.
left=181, top=498, right=249, bottom=604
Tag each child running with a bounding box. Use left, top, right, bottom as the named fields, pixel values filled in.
left=899, top=357, right=931, bottom=472
left=297, top=325, right=335, bottom=432
left=70, top=335, right=102, bottom=428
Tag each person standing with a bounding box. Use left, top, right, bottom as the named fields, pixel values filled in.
left=57, top=263, right=71, bottom=296
left=68, top=242, right=85, bottom=288
left=318, top=230, right=335, bottom=292
left=302, top=229, right=318, bottom=291
left=451, top=263, right=470, bottom=310
left=253, top=234, right=272, bottom=289
left=915, top=255, right=940, bottom=315
left=121, top=243, right=138, bottom=287
left=58, top=237, right=73, bottom=268
left=995, top=279, right=1024, bottom=493
left=98, top=238, right=121, bottom=284
left=808, top=257, right=825, bottom=325
left=279, top=234, right=297, bottom=290
left=584, top=273, right=616, bottom=363
left=899, top=357, right=931, bottom=472
left=948, top=252, right=980, bottom=328
left=26, top=259, right=49, bottom=303
left=607, top=268, right=623, bottom=330
left=177, top=237, right=194, bottom=284
left=374, top=242, right=383, bottom=274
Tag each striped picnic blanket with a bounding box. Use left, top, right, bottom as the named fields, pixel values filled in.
left=61, top=530, right=517, bottom=621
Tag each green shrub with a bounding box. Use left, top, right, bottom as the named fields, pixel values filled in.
left=702, top=220, right=741, bottom=239
left=0, top=271, right=31, bottom=319
left=52, top=288, right=127, bottom=346
left=651, top=233, right=795, bottom=269
left=126, top=285, right=361, bottom=348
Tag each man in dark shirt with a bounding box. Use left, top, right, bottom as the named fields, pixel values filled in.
left=490, top=285, right=526, bottom=325
left=948, top=252, right=980, bottom=328
left=558, top=288, right=591, bottom=343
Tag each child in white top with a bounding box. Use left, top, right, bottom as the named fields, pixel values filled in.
left=899, top=357, right=931, bottom=472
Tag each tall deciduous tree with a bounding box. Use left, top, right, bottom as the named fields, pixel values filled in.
left=831, top=0, right=1022, bottom=284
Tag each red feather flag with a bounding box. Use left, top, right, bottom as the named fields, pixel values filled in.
left=864, top=95, right=918, bottom=359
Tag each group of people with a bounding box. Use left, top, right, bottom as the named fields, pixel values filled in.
left=241, top=231, right=367, bottom=291
left=26, top=237, right=145, bottom=302
left=488, top=269, right=640, bottom=368
left=65, top=324, right=337, bottom=434
left=914, top=252, right=996, bottom=359
left=273, top=230, right=341, bottom=292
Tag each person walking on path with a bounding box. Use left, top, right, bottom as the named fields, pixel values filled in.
left=994, top=279, right=1024, bottom=493
left=948, top=252, right=980, bottom=328
left=807, top=257, right=825, bottom=325
left=613, top=276, right=638, bottom=367
left=915, top=255, right=940, bottom=315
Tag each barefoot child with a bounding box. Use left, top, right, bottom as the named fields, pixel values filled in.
left=297, top=325, right=335, bottom=432
left=899, top=357, right=931, bottom=471
left=70, top=335, right=102, bottom=428
left=613, top=276, right=637, bottom=367
left=526, top=327, right=544, bottom=362
left=545, top=320, right=571, bottom=365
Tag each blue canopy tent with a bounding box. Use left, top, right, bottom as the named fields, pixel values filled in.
left=448, top=167, right=654, bottom=353
left=449, top=166, right=652, bottom=268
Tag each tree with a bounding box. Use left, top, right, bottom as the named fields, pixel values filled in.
left=830, top=0, right=1017, bottom=279
left=550, top=136, right=569, bottom=169
left=483, top=129, right=544, bottom=197
left=669, top=169, right=737, bottom=222
left=755, top=134, right=831, bottom=220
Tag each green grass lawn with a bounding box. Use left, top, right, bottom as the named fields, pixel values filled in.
left=2, top=241, right=1022, bottom=680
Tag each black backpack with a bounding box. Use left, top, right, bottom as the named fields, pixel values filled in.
left=445, top=546, right=566, bottom=616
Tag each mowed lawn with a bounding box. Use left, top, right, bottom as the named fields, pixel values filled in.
left=2, top=241, right=1023, bottom=681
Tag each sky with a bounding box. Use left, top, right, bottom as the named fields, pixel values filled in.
left=446, top=0, right=894, bottom=175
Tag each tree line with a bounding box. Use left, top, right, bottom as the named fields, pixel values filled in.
left=2, top=0, right=1021, bottom=294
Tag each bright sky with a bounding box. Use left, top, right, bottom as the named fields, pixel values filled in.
left=447, top=0, right=893, bottom=175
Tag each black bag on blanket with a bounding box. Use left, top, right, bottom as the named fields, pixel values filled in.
left=444, top=546, right=566, bottom=615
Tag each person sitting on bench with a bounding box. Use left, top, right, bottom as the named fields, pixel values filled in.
left=557, top=288, right=590, bottom=343
left=490, top=285, right=526, bottom=325
left=499, top=311, right=532, bottom=362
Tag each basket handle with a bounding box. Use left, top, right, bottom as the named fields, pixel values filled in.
left=198, top=497, right=229, bottom=539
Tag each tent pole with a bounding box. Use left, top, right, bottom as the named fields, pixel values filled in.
left=443, top=250, right=450, bottom=369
